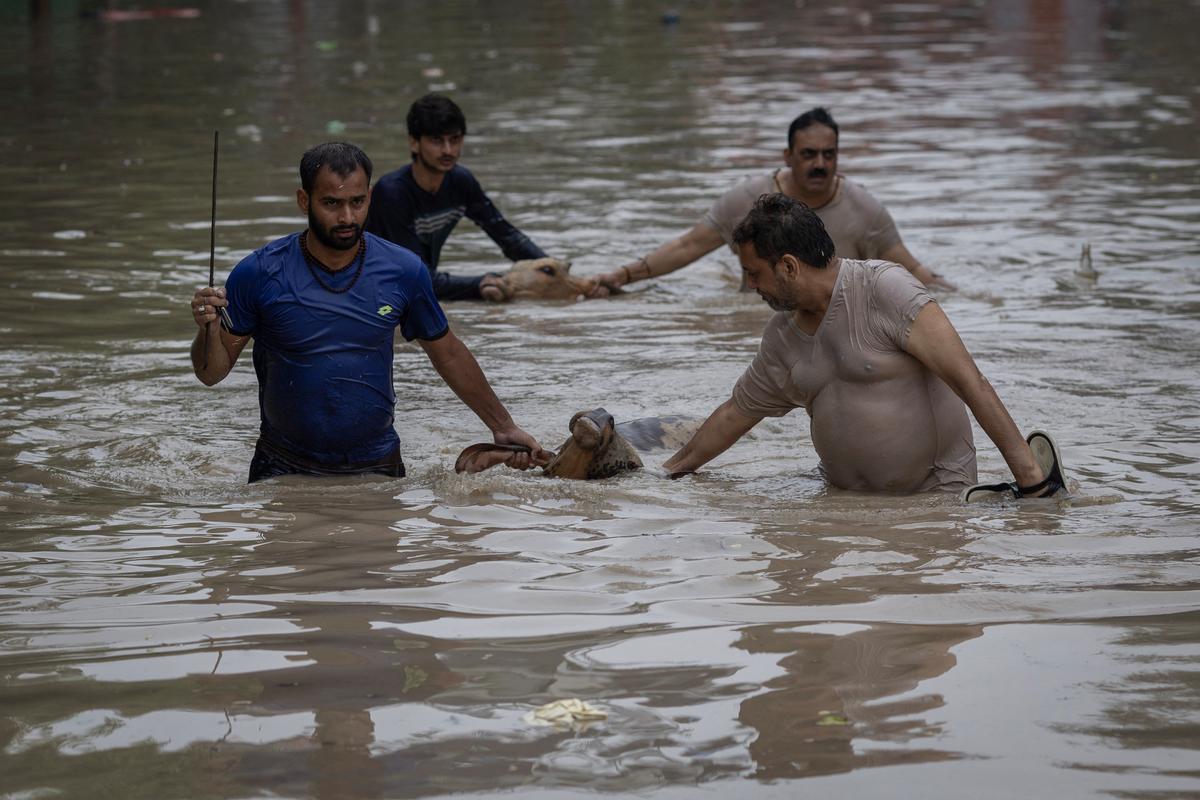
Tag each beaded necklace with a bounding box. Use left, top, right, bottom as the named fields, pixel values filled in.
left=299, top=230, right=366, bottom=294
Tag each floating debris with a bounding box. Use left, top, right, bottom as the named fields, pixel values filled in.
left=816, top=711, right=850, bottom=726
left=1076, top=242, right=1098, bottom=280
left=524, top=699, right=607, bottom=727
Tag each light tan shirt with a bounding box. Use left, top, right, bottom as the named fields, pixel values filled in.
left=703, top=171, right=901, bottom=259
left=732, top=259, right=976, bottom=492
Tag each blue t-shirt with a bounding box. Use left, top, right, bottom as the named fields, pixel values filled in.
left=364, top=164, right=546, bottom=271
left=224, top=232, right=449, bottom=467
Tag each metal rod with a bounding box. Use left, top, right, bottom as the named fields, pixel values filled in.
left=208, top=130, right=218, bottom=287
left=202, top=130, right=218, bottom=372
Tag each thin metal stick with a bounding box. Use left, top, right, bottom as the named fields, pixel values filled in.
left=209, top=130, right=218, bottom=287
left=203, top=130, right=218, bottom=371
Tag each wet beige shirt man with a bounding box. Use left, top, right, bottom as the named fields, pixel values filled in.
left=705, top=171, right=900, bottom=262
left=591, top=106, right=950, bottom=296
left=664, top=192, right=1048, bottom=495
left=732, top=259, right=976, bottom=491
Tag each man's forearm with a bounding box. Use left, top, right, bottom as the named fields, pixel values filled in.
left=621, top=224, right=724, bottom=284
left=495, top=227, right=547, bottom=262
left=960, top=375, right=1042, bottom=486
left=425, top=334, right=513, bottom=432
left=663, top=398, right=760, bottom=475
left=191, top=324, right=234, bottom=386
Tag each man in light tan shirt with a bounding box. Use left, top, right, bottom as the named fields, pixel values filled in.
left=591, top=107, right=953, bottom=296
left=663, top=193, right=1060, bottom=496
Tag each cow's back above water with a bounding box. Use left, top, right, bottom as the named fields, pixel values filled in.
left=615, top=415, right=698, bottom=454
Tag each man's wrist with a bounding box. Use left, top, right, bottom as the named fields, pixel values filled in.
left=488, top=416, right=517, bottom=435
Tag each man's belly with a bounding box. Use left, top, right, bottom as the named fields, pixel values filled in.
left=808, top=379, right=971, bottom=492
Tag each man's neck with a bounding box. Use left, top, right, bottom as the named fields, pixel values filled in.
left=411, top=160, right=447, bottom=194
left=303, top=230, right=359, bottom=271
left=790, top=258, right=841, bottom=333
left=782, top=169, right=839, bottom=210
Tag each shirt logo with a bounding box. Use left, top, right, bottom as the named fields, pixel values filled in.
left=377, top=304, right=394, bottom=316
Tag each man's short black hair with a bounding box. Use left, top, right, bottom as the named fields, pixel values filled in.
left=786, top=107, right=839, bottom=150
left=407, top=93, right=467, bottom=139
left=732, top=193, right=836, bottom=269
left=299, top=142, right=373, bottom=194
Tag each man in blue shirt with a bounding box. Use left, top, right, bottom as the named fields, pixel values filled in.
left=365, top=93, right=548, bottom=302
left=190, top=142, right=549, bottom=482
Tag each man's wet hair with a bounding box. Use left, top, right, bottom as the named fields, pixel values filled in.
left=787, top=107, right=839, bottom=149
left=407, top=93, right=467, bottom=140
left=732, top=193, right=836, bottom=269
left=299, top=142, right=373, bottom=194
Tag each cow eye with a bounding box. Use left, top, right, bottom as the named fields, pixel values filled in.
left=538, top=265, right=557, bottom=276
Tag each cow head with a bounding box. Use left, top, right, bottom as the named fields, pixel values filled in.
left=543, top=408, right=643, bottom=480
left=497, top=258, right=595, bottom=301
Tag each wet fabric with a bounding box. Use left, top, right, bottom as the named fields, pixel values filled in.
left=224, top=232, right=449, bottom=470
left=732, top=259, right=976, bottom=492
left=248, top=439, right=406, bottom=483
left=365, top=164, right=546, bottom=299
left=703, top=171, right=902, bottom=260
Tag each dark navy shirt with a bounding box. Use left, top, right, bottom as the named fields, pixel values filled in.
left=224, top=232, right=449, bottom=467
left=364, top=164, right=546, bottom=271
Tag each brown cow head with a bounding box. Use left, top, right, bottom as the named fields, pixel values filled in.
left=497, top=258, right=595, bottom=301
left=543, top=408, right=643, bottom=480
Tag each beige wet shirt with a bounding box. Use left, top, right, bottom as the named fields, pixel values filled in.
left=703, top=171, right=901, bottom=259
left=732, top=259, right=977, bottom=492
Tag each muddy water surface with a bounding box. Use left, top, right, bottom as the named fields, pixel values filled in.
left=1, top=1, right=1198, bottom=798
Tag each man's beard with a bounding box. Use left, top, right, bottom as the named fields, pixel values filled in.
left=762, top=293, right=796, bottom=312
left=308, top=208, right=361, bottom=251
left=757, top=282, right=800, bottom=311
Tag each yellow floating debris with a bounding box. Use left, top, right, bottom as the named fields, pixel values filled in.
left=816, top=711, right=850, bottom=727
left=525, top=698, right=607, bottom=726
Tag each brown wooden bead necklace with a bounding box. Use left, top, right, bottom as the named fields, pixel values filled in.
left=299, top=230, right=366, bottom=294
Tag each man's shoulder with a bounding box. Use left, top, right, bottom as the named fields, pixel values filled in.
left=844, top=258, right=923, bottom=297
left=706, top=171, right=777, bottom=232
left=365, top=233, right=428, bottom=271
left=836, top=175, right=887, bottom=209
left=843, top=257, right=904, bottom=279
left=372, top=165, right=416, bottom=195
left=235, top=232, right=298, bottom=271
left=445, top=164, right=482, bottom=190
left=725, top=171, right=776, bottom=197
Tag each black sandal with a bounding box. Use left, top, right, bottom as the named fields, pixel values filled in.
left=961, top=430, right=1068, bottom=503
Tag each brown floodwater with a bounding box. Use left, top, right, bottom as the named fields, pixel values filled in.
left=1, top=1, right=1199, bottom=798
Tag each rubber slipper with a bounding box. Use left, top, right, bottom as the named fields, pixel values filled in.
left=961, top=430, right=1068, bottom=502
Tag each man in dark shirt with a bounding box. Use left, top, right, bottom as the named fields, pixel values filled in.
left=365, top=94, right=548, bottom=302
left=190, top=141, right=550, bottom=482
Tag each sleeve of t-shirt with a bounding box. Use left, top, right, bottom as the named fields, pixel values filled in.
left=861, top=195, right=902, bottom=259
left=702, top=178, right=760, bottom=246
left=868, top=263, right=932, bottom=349
left=730, top=316, right=800, bottom=418
left=399, top=263, right=450, bottom=342
left=222, top=251, right=261, bottom=337
left=462, top=170, right=547, bottom=262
